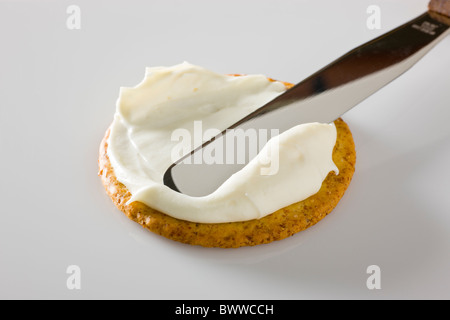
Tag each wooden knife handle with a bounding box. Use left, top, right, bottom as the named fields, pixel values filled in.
left=429, top=0, right=450, bottom=17
left=429, top=0, right=450, bottom=25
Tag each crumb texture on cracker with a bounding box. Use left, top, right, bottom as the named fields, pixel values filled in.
left=99, top=76, right=356, bottom=248
left=99, top=115, right=356, bottom=248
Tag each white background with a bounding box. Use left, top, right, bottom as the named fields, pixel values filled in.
left=1, top=0, right=449, bottom=299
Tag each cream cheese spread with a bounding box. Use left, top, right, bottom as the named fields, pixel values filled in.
left=107, top=62, right=338, bottom=223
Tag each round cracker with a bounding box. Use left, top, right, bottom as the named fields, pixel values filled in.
left=98, top=80, right=356, bottom=248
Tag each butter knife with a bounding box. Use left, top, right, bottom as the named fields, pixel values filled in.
left=164, top=0, right=450, bottom=197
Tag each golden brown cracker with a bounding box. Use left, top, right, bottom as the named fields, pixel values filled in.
left=98, top=79, right=356, bottom=248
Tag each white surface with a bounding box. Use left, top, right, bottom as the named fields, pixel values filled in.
left=0, top=0, right=449, bottom=300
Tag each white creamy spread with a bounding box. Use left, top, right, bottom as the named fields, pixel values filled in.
left=107, top=62, right=339, bottom=223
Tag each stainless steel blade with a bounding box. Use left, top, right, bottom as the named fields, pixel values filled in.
left=164, top=12, right=450, bottom=197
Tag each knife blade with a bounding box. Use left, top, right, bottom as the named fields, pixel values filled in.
left=164, top=5, right=450, bottom=197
